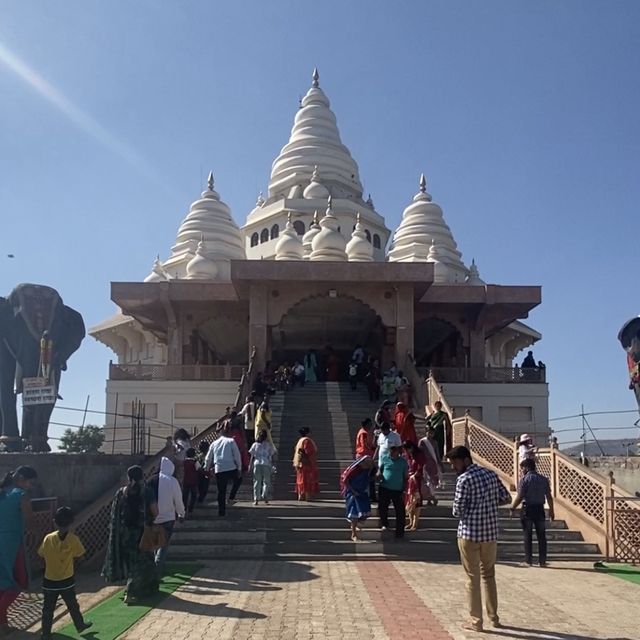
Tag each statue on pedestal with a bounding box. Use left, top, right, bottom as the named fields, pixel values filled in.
left=0, top=284, right=85, bottom=452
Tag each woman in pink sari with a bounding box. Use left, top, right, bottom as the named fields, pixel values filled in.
left=293, top=428, right=320, bottom=501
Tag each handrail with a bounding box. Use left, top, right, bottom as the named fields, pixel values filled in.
left=434, top=371, right=640, bottom=563
left=70, top=346, right=258, bottom=568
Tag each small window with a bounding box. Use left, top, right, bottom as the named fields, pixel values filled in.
left=260, top=229, right=269, bottom=244
left=293, top=220, right=305, bottom=235
left=365, top=229, right=372, bottom=243
left=270, top=224, right=279, bottom=240
left=250, top=232, right=259, bottom=247
left=373, top=234, right=381, bottom=249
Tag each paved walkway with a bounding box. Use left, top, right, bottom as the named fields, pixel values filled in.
left=8, top=560, right=636, bottom=639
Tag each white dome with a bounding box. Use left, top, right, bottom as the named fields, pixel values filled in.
left=466, top=259, right=485, bottom=286
left=303, top=165, right=330, bottom=199
left=388, top=174, right=467, bottom=282
left=346, top=213, right=373, bottom=262
left=161, top=172, right=246, bottom=279
left=310, top=197, right=347, bottom=261
left=186, top=238, right=218, bottom=279
left=275, top=214, right=304, bottom=261
left=268, top=69, right=363, bottom=200
left=144, top=256, right=169, bottom=282
left=302, top=210, right=322, bottom=259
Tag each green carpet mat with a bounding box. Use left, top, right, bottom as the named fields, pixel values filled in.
left=51, top=563, right=201, bottom=640
left=594, top=561, right=640, bottom=586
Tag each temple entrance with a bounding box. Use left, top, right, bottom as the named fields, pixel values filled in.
left=271, top=295, right=385, bottom=379
left=414, top=317, right=465, bottom=368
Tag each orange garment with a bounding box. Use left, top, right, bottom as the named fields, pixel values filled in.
left=293, top=436, right=320, bottom=497
left=394, top=408, right=418, bottom=445
left=355, top=428, right=374, bottom=457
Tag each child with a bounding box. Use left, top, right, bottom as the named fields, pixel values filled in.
left=182, top=448, right=201, bottom=514
left=38, top=507, right=92, bottom=640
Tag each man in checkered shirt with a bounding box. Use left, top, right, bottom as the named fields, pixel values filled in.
left=448, top=445, right=511, bottom=633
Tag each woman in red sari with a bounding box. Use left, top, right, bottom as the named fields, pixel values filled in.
left=394, top=402, right=418, bottom=445
left=293, top=428, right=320, bottom=501
left=403, top=441, right=425, bottom=531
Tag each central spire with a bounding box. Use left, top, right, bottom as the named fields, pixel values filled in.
left=267, top=68, right=364, bottom=200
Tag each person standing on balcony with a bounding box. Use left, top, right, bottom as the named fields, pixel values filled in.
left=0, top=466, right=37, bottom=634
left=510, top=458, right=554, bottom=567
left=426, top=401, right=452, bottom=464
left=204, top=423, right=242, bottom=516
left=448, top=445, right=511, bottom=633
left=240, top=394, right=257, bottom=448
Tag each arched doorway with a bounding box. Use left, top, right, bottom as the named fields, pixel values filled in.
left=272, top=295, right=385, bottom=379
left=414, top=318, right=465, bottom=368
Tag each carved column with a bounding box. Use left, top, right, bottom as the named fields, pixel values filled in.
left=249, top=284, right=268, bottom=372
left=395, top=285, right=414, bottom=365
left=468, top=326, right=486, bottom=368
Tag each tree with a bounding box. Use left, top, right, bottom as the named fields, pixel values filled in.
left=59, top=425, right=105, bottom=454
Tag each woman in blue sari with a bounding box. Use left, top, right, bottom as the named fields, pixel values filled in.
left=0, top=466, right=37, bottom=634
left=341, top=456, right=373, bottom=541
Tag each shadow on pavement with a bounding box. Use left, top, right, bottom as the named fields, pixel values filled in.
left=490, top=625, right=633, bottom=640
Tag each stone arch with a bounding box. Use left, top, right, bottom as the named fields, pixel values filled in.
left=365, top=229, right=372, bottom=243
left=250, top=232, right=259, bottom=247
left=293, top=220, right=305, bottom=235
left=414, top=316, right=465, bottom=368
left=373, top=234, right=381, bottom=249
left=270, top=224, right=280, bottom=240
left=260, top=228, right=269, bottom=244
left=272, top=293, right=386, bottom=376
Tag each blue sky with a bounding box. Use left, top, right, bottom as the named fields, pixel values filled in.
left=1, top=1, right=639, bottom=449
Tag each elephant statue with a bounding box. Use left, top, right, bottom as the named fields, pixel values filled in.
left=618, top=316, right=640, bottom=413
left=0, top=284, right=85, bottom=452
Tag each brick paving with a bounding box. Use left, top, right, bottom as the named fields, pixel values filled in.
left=7, top=560, right=637, bottom=639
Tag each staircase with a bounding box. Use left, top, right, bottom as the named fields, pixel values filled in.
left=169, top=382, right=601, bottom=562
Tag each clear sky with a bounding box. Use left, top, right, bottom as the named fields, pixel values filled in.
left=1, top=1, right=639, bottom=450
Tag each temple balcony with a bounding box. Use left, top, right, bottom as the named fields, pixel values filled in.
left=109, top=362, right=245, bottom=382
left=418, top=366, right=546, bottom=384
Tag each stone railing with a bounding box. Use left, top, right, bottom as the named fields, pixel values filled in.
left=73, top=348, right=257, bottom=568
left=434, top=372, right=640, bottom=564
left=419, top=366, right=546, bottom=384
left=109, top=363, right=246, bottom=382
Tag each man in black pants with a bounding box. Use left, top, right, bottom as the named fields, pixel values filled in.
left=377, top=445, right=408, bottom=538
left=204, top=423, right=243, bottom=516
left=510, top=458, right=555, bottom=567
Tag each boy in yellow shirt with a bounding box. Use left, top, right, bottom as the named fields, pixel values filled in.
left=38, top=507, right=92, bottom=639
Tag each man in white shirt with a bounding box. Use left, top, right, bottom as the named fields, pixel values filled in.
left=240, top=394, right=257, bottom=447
left=205, top=424, right=242, bottom=516
left=154, top=457, right=185, bottom=573
left=375, top=422, right=402, bottom=464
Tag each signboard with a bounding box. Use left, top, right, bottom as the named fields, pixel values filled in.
left=22, top=377, right=56, bottom=406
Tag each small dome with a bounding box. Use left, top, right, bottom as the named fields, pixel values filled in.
left=346, top=213, right=373, bottom=262
left=466, top=259, right=485, bottom=286
left=144, top=256, right=169, bottom=282
left=302, top=210, right=322, bottom=259
left=427, top=238, right=449, bottom=284
left=275, top=214, right=304, bottom=261
left=165, top=172, right=245, bottom=279
left=388, top=174, right=467, bottom=281
left=303, top=166, right=331, bottom=199
left=186, top=237, right=218, bottom=279
left=310, top=197, right=347, bottom=261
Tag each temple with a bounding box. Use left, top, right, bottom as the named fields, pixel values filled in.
left=91, top=69, right=548, bottom=451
